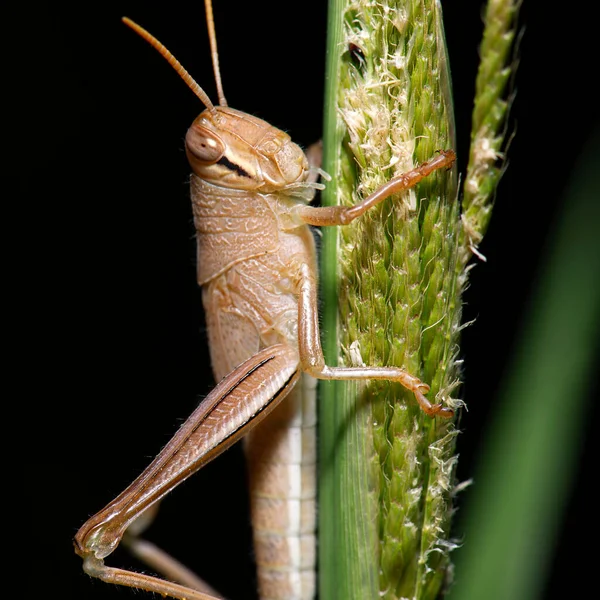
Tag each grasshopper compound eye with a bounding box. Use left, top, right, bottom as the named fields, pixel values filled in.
left=185, top=124, right=225, bottom=163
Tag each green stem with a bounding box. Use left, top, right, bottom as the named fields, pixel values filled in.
left=319, top=2, right=460, bottom=599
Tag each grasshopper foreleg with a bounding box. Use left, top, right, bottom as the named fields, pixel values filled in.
left=296, top=149, right=456, bottom=227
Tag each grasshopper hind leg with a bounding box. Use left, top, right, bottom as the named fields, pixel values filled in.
left=123, top=526, right=224, bottom=598
left=75, top=345, right=301, bottom=600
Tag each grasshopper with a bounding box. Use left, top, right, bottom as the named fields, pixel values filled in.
left=74, top=2, right=455, bottom=599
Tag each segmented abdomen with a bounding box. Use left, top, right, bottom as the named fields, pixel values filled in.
left=243, top=374, right=317, bottom=600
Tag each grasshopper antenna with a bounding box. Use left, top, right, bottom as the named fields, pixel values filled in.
left=204, top=0, right=227, bottom=106
left=122, top=17, right=217, bottom=113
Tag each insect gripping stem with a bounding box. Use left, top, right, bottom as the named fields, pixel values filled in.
left=75, top=3, right=458, bottom=600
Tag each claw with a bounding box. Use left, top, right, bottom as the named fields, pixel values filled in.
left=414, top=388, right=454, bottom=419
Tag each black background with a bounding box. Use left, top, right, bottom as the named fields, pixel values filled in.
left=14, top=1, right=597, bottom=599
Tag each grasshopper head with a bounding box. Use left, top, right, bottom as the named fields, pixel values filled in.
left=121, top=18, right=318, bottom=198
left=186, top=107, right=310, bottom=194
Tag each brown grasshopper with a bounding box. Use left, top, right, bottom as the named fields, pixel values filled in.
left=74, top=2, right=455, bottom=599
